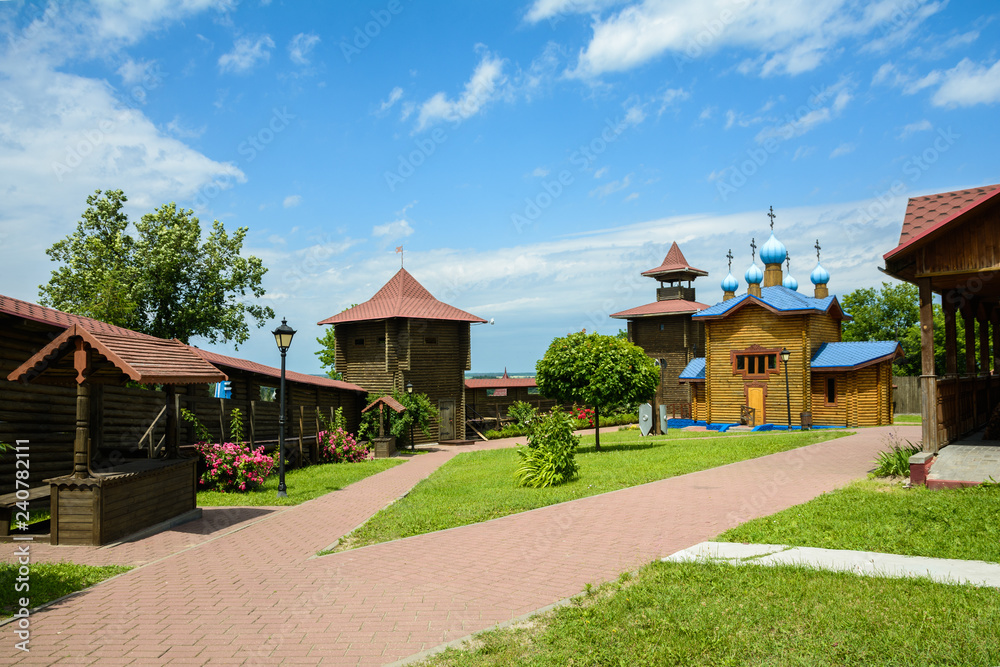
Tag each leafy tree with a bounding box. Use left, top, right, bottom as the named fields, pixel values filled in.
left=40, top=189, right=273, bottom=347
left=841, top=281, right=972, bottom=376
left=315, top=327, right=342, bottom=380
left=535, top=331, right=658, bottom=451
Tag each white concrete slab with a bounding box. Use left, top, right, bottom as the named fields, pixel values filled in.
left=666, top=542, right=1000, bottom=588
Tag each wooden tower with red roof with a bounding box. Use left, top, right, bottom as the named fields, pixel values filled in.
left=610, top=242, right=709, bottom=418
left=318, top=268, right=486, bottom=443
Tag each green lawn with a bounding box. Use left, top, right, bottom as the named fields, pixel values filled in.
left=0, top=563, right=131, bottom=620
left=894, top=414, right=922, bottom=424
left=718, top=479, right=1000, bottom=563
left=420, top=560, right=1000, bottom=666
left=326, top=429, right=850, bottom=553
left=197, top=457, right=404, bottom=507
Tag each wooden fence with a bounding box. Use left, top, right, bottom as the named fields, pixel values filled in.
left=893, top=376, right=920, bottom=415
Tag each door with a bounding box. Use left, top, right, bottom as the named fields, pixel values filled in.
left=747, top=387, right=765, bottom=427
left=438, top=399, right=456, bottom=441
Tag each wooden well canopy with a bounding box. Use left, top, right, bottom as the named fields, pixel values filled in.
left=7, top=323, right=227, bottom=387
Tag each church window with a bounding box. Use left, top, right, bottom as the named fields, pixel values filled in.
left=731, top=346, right=782, bottom=380
left=826, top=378, right=837, bottom=405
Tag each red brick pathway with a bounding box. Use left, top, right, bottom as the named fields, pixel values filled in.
left=3, top=426, right=913, bottom=665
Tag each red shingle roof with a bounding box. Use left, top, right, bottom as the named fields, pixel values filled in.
left=318, top=269, right=487, bottom=325
left=884, top=184, right=1000, bottom=260
left=8, top=324, right=227, bottom=386
left=609, top=299, right=709, bottom=319
left=641, top=242, right=708, bottom=280
left=465, top=377, right=537, bottom=389
left=191, top=348, right=367, bottom=393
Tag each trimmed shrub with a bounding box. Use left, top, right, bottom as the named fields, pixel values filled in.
left=515, top=407, right=580, bottom=488
left=317, top=427, right=370, bottom=463
left=196, top=441, right=275, bottom=493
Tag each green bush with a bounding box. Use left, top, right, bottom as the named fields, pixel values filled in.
left=515, top=407, right=580, bottom=488
left=508, top=400, right=537, bottom=428
left=873, top=436, right=921, bottom=477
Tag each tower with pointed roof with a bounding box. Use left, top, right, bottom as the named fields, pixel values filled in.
left=676, top=208, right=901, bottom=428
left=318, top=268, right=486, bottom=443
left=610, top=242, right=708, bottom=421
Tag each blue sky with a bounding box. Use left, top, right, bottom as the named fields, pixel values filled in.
left=1, top=1, right=998, bottom=376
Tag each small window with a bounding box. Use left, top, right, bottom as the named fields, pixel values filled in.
left=659, top=323, right=665, bottom=331
left=826, top=378, right=836, bottom=405
left=354, top=338, right=365, bottom=346
left=425, top=337, right=437, bottom=344
left=736, top=356, right=745, bottom=371
left=767, top=355, right=776, bottom=370
left=527, top=387, right=539, bottom=395
left=260, top=386, right=277, bottom=402
left=732, top=346, right=782, bottom=380
left=377, top=337, right=386, bottom=345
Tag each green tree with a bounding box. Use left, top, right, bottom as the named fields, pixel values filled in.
left=315, top=327, right=342, bottom=380
left=40, top=189, right=273, bottom=347
left=535, top=331, right=658, bottom=451
left=841, top=282, right=919, bottom=375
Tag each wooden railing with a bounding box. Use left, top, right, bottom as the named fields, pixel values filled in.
left=137, top=405, right=168, bottom=458
left=935, top=374, right=1000, bottom=445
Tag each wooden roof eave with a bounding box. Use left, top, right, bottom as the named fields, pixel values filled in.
left=695, top=296, right=852, bottom=322
left=810, top=348, right=903, bottom=373
left=883, top=187, right=1000, bottom=262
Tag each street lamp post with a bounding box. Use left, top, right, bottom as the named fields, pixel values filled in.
left=780, top=347, right=791, bottom=430
left=273, top=318, right=296, bottom=498
left=406, top=382, right=414, bottom=451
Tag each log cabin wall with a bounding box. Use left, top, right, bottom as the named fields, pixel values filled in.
left=406, top=319, right=470, bottom=443
left=464, top=386, right=558, bottom=421
left=335, top=320, right=395, bottom=396
left=703, top=306, right=811, bottom=424
left=810, top=362, right=895, bottom=427
left=690, top=383, right=705, bottom=421
left=629, top=316, right=704, bottom=407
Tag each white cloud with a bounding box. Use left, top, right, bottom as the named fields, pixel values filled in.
left=699, top=106, right=715, bottom=120
left=793, top=145, right=815, bottom=161
left=116, top=58, right=158, bottom=87
left=563, top=0, right=943, bottom=79
left=624, top=192, right=639, bottom=202
left=218, top=35, right=275, bottom=74
left=416, top=49, right=507, bottom=131
left=288, top=32, right=320, bottom=65
left=830, top=142, right=856, bottom=158
left=754, top=78, right=852, bottom=144
left=532, top=166, right=550, bottom=178
left=590, top=174, right=631, bottom=198
left=594, top=166, right=609, bottom=178
left=372, top=219, right=414, bottom=240
left=377, top=86, right=404, bottom=116
left=929, top=58, right=1000, bottom=107
left=657, top=87, right=689, bottom=115
left=524, top=0, right=623, bottom=23
left=283, top=195, right=302, bottom=208
left=898, top=119, right=932, bottom=139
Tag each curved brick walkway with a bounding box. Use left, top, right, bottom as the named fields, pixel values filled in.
left=3, top=425, right=914, bottom=665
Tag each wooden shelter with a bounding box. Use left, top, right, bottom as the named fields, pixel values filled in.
left=679, top=220, right=901, bottom=427
left=7, top=323, right=226, bottom=545
left=318, top=268, right=486, bottom=443
left=883, top=183, right=1000, bottom=452
left=610, top=242, right=708, bottom=420
left=464, top=371, right=557, bottom=434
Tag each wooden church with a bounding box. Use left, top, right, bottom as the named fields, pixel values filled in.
left=678, top=211, right=902, bottom=428
left=610, top=242, right=707, bottom=418
left=318, top=268, right=486, bottom=443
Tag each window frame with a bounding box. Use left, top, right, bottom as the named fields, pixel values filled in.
left=825, top=377, right=837, bottom=406
left=731, top=345, right=784, bottom=380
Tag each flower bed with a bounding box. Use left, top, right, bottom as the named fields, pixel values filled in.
left=196, top=441, right=276, bottom=493
left=318, top=428, right=371, bottom=463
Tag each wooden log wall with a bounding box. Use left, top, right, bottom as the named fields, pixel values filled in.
left=629, top=316, right=704, bottom=407
left=464, top=386, right=558, bottom=422
left=690, top=383, right=705, bottom=421
left=810, top=362, right=895, bottom=427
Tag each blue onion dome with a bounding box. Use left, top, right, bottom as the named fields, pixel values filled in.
left=759, top=233, right=787, bottom=265
left=783, top=273, right=799, bottom=291
left=721, top=272, right=739, bottom=292
left=745, top=263, right=763, bottom=285
left=810, top=263, right=830, bottom=285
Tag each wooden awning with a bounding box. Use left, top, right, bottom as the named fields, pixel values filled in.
left=7, top=323, right=227, bottom=386
left=362, top=395, right=406, bottom=414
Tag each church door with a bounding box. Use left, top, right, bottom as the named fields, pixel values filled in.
left=747, top=387, right=765, bottom=426
left=438, top=399, right=456, bottom=441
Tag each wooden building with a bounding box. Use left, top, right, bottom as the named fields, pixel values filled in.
left=610, top=242, right=708, bottom=419
left=678, top=221, right=901, bottom=428
left=0, top=294, right=368, bottom=505
left=319, top=268, right=486, bottom=443
left=883, top=183, right=1000, bottom=452
left=464, top=371, right=557, bottom=434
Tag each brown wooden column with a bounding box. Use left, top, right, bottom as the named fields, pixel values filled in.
left=943, top=292, right=958, bottom=376
left=992, top=304, right=1000, bottom=373
left=979, top=305, right=991, bottom=375
left=165, top=385, right=179, bottom=458
left=918, top=278, right=939, bottom=453
left=963, top=302, right=977, bottom=375
left=74, top=383, right=91, bottom=478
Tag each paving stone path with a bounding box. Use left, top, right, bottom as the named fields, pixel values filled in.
left=3, top=425, right=915, bottom=666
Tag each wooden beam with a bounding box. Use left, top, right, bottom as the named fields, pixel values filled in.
left=918, top=277, right=939, bottom=453
left=992, top=305, right=1000, bottom=374
left=963, top=302, right=977, bottom=375
left=943, top=291, right=958, bottom=376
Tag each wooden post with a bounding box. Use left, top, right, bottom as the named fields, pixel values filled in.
left=964, top=303, right=977, bottom=375
left=918, top=278, right=939, bottom=453
left=74, top=383, right=91, bottom=478
left=980, top=307, right=991, bottom=376
left=219, top=398, right=226, bottom=442
left=298, top=405, right=305, bottom=467
left=165, top=385, right=178, bottom=458
left=249, top=400, right=257, bottom=448
left=992, top=304, right=1000, bottom=374
left=943, top=292, right=958, bottom=376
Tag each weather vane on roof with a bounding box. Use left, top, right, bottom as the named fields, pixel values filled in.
left=750, top=237, right=757, bottom=263
left=396, top=245, right=404, bottom=268
left=767, top=205, right=776, bottom=231
left=726, top=248, right=733, bottom=271
left=814, top=239, right=822, bottom=262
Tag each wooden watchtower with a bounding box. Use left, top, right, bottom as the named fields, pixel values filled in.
left=318, top=268, right=486, bottom=443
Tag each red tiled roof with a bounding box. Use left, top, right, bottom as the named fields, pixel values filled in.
left=884, top=184, right=1000, bottom=260
left=318, top=269, right=487, bottom=325
left=641, top=242, right=708, bottom=279
left=8, top=324, right=227, bottom=386
left=362, top=395, right=406, bottom=413
left=191, top=348, right=367, bottom=393
left=465, top=377, right=537, bottom=389
left=609, top=299, right=709, bottom=319
left=1, top=292, right=364, bottom=392
left=0, top=293, right=155, bottom=339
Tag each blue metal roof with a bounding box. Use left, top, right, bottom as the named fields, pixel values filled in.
left=679, top=357, right=706, bottom=380
left=810, top=341, right=902, bottom=369
left=693, top=286, right=839, bottom=319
